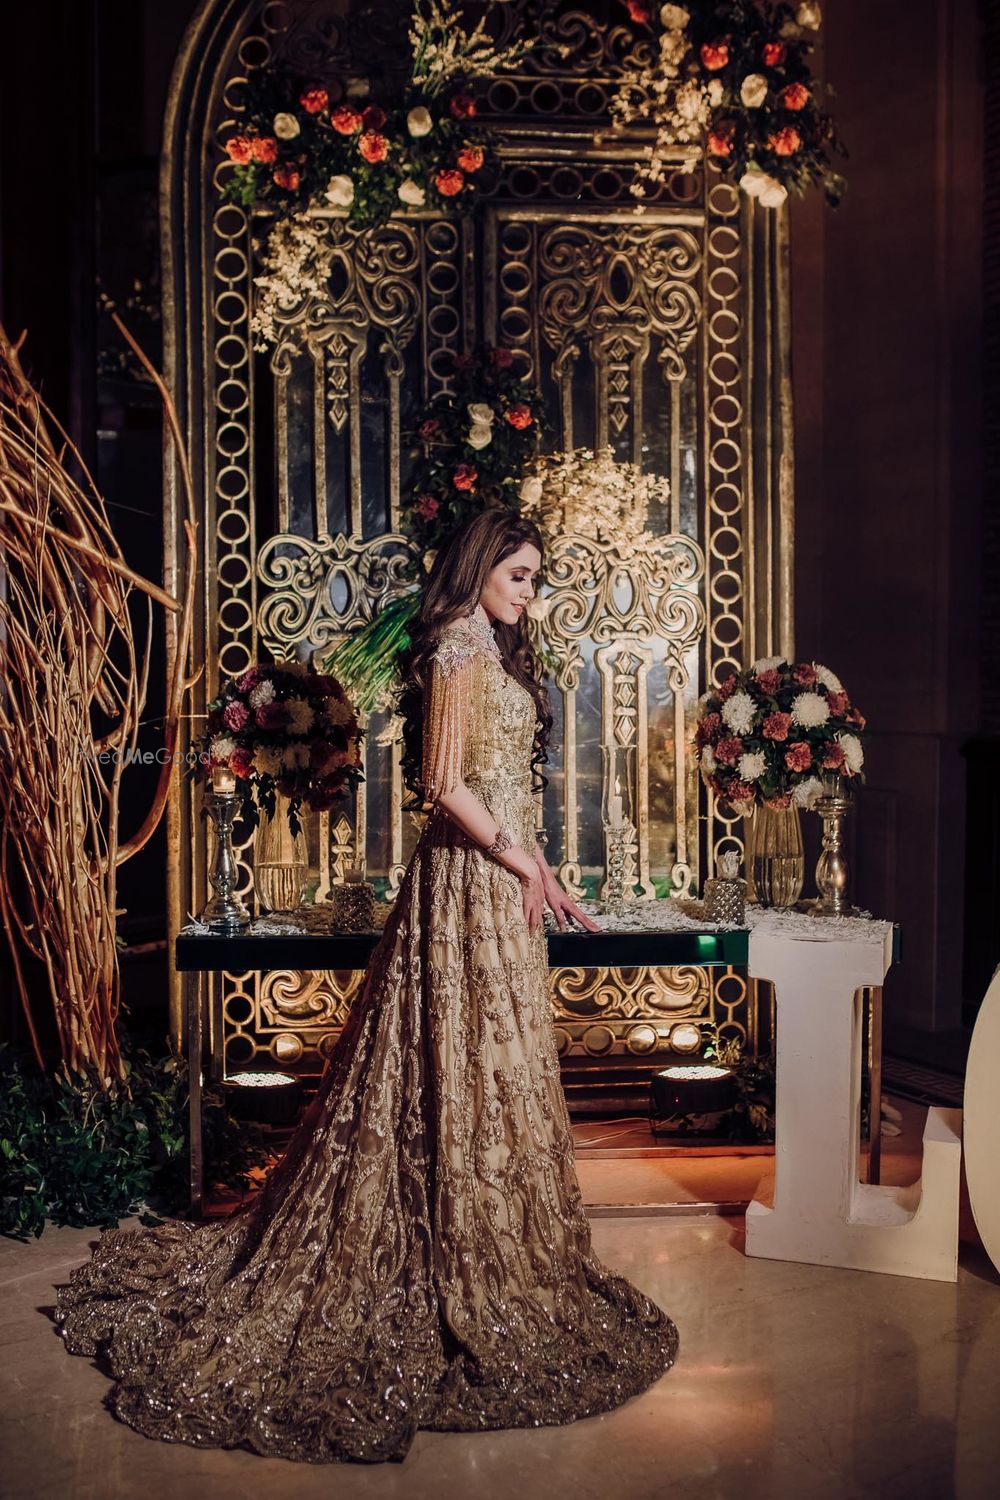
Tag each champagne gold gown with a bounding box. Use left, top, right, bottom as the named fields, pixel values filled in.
left=55, top=613, right=678, bottom=1464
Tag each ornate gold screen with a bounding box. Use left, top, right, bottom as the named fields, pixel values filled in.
left=162, top=0, right=794, bottom=1109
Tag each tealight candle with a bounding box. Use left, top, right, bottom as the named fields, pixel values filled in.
left=212, top=765, right=237, bottom=795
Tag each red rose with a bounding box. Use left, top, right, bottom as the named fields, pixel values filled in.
left=456, top=145, right=485, bottom=173
left=821, top=741, right=846, bottom=770
left=225, top=135, right=253, bottom=164
left=505, top=402, right=533, bottom=430
left=450, top=93, right=476, bottom=119
left=230, top=746, right=254, bottom=778
left=769, top=126, right=802, bottom=156
left=416, top=493, right=440, bottom=519
left=784, top=741, right=813, bottom=772
left=626, top=0, right=651, bottom=23
left=223, top=700, right=249, bottom=732
left=715, top=736, right=744, bottom=767
left=793, top=662, right=817, bottom=686
left=250, top=137, right=278, bottom=164
left=300, top=87, right=329, bottom=115
left=762, top=711, right=792, bottom=742
left=707, top=128, right=734, bottom=158
left=756, top=668, right=781, bottom=695
left=453, top=464, right=478, bottom=492
left=763, top=42, right=786, bottom=67
left=362, top=104, right=387, bottom=131
left=489, top=346, right=514, bottom=369
left=781, top=82, right=810, bottom=111
left=435, top=168, right=465, bottom=196
left=273, top=164, right=301, bottom=191
left=419, top=418, right=441, bottom=439
left=717, top=674, right=739, bottom=702
left=701, top=41, right=730, bottom=71
left=331, top=105, right=363, bottom=135
left=827, top=690, right=849, bottom=717
left=358, top=130, right=389, bottom=163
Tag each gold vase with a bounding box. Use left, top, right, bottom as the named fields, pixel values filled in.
left=745, top=802, right=804, bottom=909
left=253, top=809, right=308, bottom=914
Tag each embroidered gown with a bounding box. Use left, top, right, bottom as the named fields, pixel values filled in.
left=55, top=614, right=678, bottom=1464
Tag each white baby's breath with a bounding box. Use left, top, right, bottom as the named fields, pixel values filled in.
left=251, top=217, right=333, bottom=350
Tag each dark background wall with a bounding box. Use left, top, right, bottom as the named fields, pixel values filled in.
left=0, top=0, right=992, bottom=1048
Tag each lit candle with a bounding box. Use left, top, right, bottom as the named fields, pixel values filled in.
left=212, top=765, right=236, bottom=795
left=609, top=774, right=623, bottom=830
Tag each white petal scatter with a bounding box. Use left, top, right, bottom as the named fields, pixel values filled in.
left=790, top=691, right=829, bottom=729
left=721, top=690, right=756, bottom=736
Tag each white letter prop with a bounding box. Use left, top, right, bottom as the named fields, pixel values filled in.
left=745, top=921, right=961, bottom=1282
left=964, top=967, right=1000, bottom=1275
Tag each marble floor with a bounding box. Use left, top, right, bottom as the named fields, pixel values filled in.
left=3, top=1115, right=999, bottom=1500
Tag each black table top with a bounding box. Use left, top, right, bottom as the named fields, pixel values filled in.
left=175, top=924, right=750, bottom=974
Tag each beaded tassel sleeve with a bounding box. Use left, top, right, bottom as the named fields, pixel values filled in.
left=421, top=615, right=500, bottom=802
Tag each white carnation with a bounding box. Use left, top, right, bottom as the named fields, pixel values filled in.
left=249, top=680, right=275, bottom=709
left=398, top=178, right=426, bottom=207
left=721, top=690, right=756, bottom=736
left=740, top=74, right=768, bottom=109
left=753, top=655, right=784, bottom=674
left=466, top=423, right=493, bottom=451
left=519, top=476, right=544, bottom=506
left=701, top=744, right=717, bottom=774
left=324, top=174, right=355, bottom=208
left=467, top=402, right=495, bottom=426
left=758, top=177, right=789, bottom=209
left=738, top=751, right=766, bottom=783
left=814, top=663, right=844, bottom=694
left=660, top=3, right=690, bottom=27
left=792, top=775, right=823, bottom=810
left=407, top=105, right=433, bottom=137
left=281, top=743, right=311, bottom=771
left=253, top=745, right=284, bottom=777
left=790, top=691, right=829, bottom=728
left=285, top=697, right=314, bottom=734
left=837, top=733, right=864, bottom=774
left=273, top=112, right=301, bottom=140
left=797, top=2, right=822, bottom=29
left=209, top=735, right=236, bottom=762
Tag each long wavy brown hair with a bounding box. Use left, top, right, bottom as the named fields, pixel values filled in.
left=397, top=509, right=552, bottom=806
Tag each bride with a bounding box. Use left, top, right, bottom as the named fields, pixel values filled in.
left=55, top=508, right=679, bottom=1463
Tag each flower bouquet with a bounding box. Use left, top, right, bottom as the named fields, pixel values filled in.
left=696, top=657, right=865, bottom=811
left=189, top=662, right=364, bottom=835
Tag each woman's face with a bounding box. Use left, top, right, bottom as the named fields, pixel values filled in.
left=479, top=542, right=542, bottom=627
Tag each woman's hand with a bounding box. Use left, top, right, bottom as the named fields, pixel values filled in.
left=535, top=850, right=600, bottom=933
left=520, top=867, right=545, bottom=933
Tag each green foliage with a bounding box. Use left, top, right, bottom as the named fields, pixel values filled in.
left=0, top=1040, right=268, bottom=1240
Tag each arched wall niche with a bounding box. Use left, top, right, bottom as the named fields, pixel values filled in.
left=162, top=0, right=794, bottom=1107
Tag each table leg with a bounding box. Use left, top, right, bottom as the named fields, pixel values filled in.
left=186, top=970, right=204, bottom=1217
left=867, top=985, right=883, bottom=1186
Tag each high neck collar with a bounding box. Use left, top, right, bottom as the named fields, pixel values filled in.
left=462, top=610, right=500, bottom=652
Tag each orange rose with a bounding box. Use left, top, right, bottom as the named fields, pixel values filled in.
left=626, top=0, right=651, bottom=22
left=505, top=403, right=533, bottom=430
left=456, top=145, right=484, bottom=173
left=762, top=41, right=786, bottom=67
left=780, top=82, right=810, bottom=110
left=299, top=86, right=329, bottom=114
left=707, top=128, right=734, bottom=157
left=453, top=464, right=478, bottom=491
left=701, top=41, right=730, bottom=70
left=250, top=137, right=278, bottom=164
left=225, top=135, right=253, bottom=164
left=435, top=168, right=465, bottom=196
left=331, top=105, right=363, bottom=135
left=273, top=164, right=301, bottom=190
left=769, top=126, right=801, bottom=156
left=358, top=130, right=389, bottom=163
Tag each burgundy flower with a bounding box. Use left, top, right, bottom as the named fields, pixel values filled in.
left=449, top=93, right=477, bottom=120
left=715, top=736, right=744, bottom=767
left=505, top=402, right=533, bottom=430
left=419, top=418, right=441, bottom=439
left=236, top=667, right=262, bottom=693
left=255, top=701, right=289, bottom=730
left=756, top=668, right=781, bottom=695
left=489, top=346, right=514, bottom=369
left=417, top=493, right=440, bottom=519
left=821, top=741, right=846, bottom=770
left=726, top=780, right=755, bottom=804
left=695, top=711, right=722, bottom=748
left=273, top=164, right=301, bottom=191
left=762, top=711, right=792, bottom=742
left=717, top=674, right=739, bottom=702
left=223, top=700, right=249, bottom=732
left=793, top=662, right=817, bottom=687
left=362, top=104, right=387, bottom=131
left=764, top=793, right=792, bottom=810
left=230, top=746, right=254, bottom=778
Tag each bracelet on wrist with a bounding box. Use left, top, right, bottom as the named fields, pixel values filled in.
left=487, top=825, right=515, bottom=858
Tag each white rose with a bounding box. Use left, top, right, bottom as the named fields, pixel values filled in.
left=740, top=73, right=768, bottom=109
left=660, top=3, right=690, bottom=28
left=407, top=105, right=433, bottom=138
left=467, top=423, right=493, bottom=451
left=525, top=595, right=550, bottom=621
left=398, top=178, right=426, bottom=207
left=346, top=76, right=371, bottom=100
left=796, top=2, right=822, bottom=29
left=790, top=691, right=829, bottom=728
left=519, top=476, right=544, bottom=506
left=721, top=690, right=756, bottom=737
left=707, top=79, right=724, bottom=108
left=273, top=112, right=301, bottom=140
left=324, top=174, right=355, bottom=208
left=738, top=751, right=766, bottom=783
left=758, top=177, right=788, bottom=209
left=467, top=402, right=495, bottom=426
left=837, top=733, right=864, bottom=775
left=740, top=170, right=765, bottom=200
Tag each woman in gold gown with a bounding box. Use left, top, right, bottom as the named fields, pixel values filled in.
left=55, top=509, right=679, bottom=1463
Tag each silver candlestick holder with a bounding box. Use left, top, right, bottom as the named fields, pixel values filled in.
left=810, top=774, right=859, bottom=917
left=200, top=790, right=250, bottom=932
left=603, top=818, right=636, bottom=916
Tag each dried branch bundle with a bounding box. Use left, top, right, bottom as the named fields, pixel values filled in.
left=0, top=321, right=197, bottom=1084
